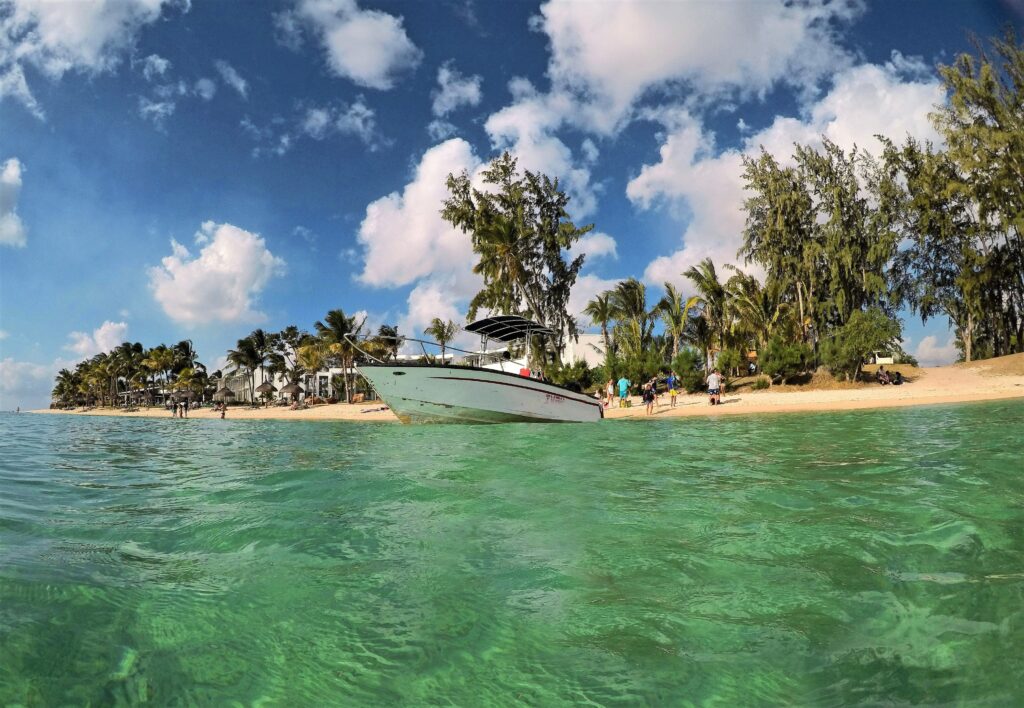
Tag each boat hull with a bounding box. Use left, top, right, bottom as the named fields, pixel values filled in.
left=357, top=364, right=603, bottom=424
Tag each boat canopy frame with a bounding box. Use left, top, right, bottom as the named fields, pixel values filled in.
left=345, top=315, right=555, bottom=369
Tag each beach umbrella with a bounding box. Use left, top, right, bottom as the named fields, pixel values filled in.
left=255, top=382, right=277, bottom=394
left=213, top=387, right=236, bottom=401
left=280, top=382, right=303, bottom=400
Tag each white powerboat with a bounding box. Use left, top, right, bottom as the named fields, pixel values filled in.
left=351, top=316, right=603, bottom=424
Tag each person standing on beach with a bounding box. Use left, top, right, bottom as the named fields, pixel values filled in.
left=605, top=378, right=614, bottom=408
left=220, top=402, right=226, bottom=419
left=172, top=400, right=178, bottom=417
left=667, top=371, right=678, bottom=408
left=617, top=375, right=631, bottom=407
left=706, top=369, right=722, bottom=405
left=183, top=399, right=189, bottom=418
left=643, top=383, right=655, bottom=415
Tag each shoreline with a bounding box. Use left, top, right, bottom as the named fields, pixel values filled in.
left=28, top=359, right=1024, bottom=422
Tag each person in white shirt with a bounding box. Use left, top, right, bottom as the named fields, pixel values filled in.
left=706, top=369, right=722, bottom=405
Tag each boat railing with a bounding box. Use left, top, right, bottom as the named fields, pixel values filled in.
left=344, top=333, right=519, bottom=368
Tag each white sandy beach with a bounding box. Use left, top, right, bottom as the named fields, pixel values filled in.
left=30, top=355, right=1024, bottom=422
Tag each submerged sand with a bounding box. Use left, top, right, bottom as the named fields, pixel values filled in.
left=30, top=355, right=1024, bottom=422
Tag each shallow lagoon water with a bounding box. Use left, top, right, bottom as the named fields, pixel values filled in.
left=2, top=402, right=1023, bottom=705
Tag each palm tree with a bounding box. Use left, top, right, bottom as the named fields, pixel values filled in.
left=424, top=318, right=458, bottom=362
left=469, top=213, right=544, bottom=321
left=684, top=258, right=728, bottom=368
left=583, top=292, right=614, bottom=356
left=227, top=337, right=260, bottom=403
left=315, top=309, right=366, bottom=403
left=658, top=283, right=702, bottom=360
left=609, top=278, right=655, bottom=351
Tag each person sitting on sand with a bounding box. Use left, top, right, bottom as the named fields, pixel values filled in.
left=876, top=366, right=890, bottom=385
left=891, top=371, right=903, bottom=386
left=706, top=369, right=722, bottom=405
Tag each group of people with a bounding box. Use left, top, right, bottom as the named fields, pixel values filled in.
left=602, top=368, right=724, bottom=414
left=170, top=399, right=190, bottom=418
left=876, top=366, right=904, bottom=386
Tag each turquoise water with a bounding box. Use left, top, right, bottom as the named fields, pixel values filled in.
left=2, top=402, right=1023, bottom=705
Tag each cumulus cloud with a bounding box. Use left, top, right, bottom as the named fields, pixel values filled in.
left=194, top=77, right=216, bottom=100
left=914, top=335, right=958, bottom=367
left=0, top=0, right=182, bottom=117
left=1, top=320, right=131, bottom=408
left=215, top=59, right=248, bottom=98
left=140, top=53, right=170, bottom=81
left=628, top=58, right=946, bottom=288
left=356, top=138, right=487, bottom=339
left=0, top=157, right=27, bottom=247
left=286, top=0, right=422, bottom=90
left=431, top=61, right=482, bottom=117
left=65, top=320, right=129, bottom=358
left=358, top=138, right=480, bottom=288
left=485, top=78, right=598, bottom=217
left=535, top=0, right=862, bottom=133
left=568, top=231, right=617, bottom=262
left=148, top=222, right=286, bottom=325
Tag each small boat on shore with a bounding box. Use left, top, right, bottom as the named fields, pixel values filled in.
left=351, top=316, right=603, bottom=424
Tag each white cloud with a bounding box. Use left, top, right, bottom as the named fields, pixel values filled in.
left=138, top=96, right=176, bottom=126
left=65, top=320, right=129, bottom=358
left=0, top=329, right=8, bottom=340
left=427, top=119, right=457, bottom=141
left=194, top=77, right=216, bottom=100
left=357, top=139, right=487, bottom=340
left=0, top=0, right=181, bottom=117
left=300, top=98, right=383, bottom=148
left=628, top=58, right=946, bottom=288
left=0, top=157, right=27, bottom=247
left=569, top=273, right=622, bottom=325
left=914, top=335, right=958, bottom=367
left=535, top=0, right=862, bottom=133
left=484, top=78, right=597, bottom=216
left=569, top=231, right=617, bottom=262
left=215, top=59, right=248, bottom=98
left=141, top=53, right=170, bottom=81
left=148, top=222, right=286, bottom=325
left=357, top=138, right=481, bottom=288
left=293, top=0, right=422, bottom=90
left=431, top=61, right=482, bottom=117
left=0, top=64, right=44, bottom=119
left=0, top=357, right=51, bottom=409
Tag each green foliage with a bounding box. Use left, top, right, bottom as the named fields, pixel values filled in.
left=549, top=359, right=593, bottom=393
left=672, top=349, right=705, bottom=394
left=442, top=152, right=591, bottom=354
left=760, top=336, right=812, bottom=381
left=820, top=307, right=902, bottom=380
left=752, top=377, right=771, bottom=391
left=716, top=348, right=743, bottom=377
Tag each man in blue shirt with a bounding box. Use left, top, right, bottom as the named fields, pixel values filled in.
left=616, top=376, right=631, bottom=407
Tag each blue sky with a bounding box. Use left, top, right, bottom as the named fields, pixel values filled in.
left=1, top=0, right=1021, bottom=408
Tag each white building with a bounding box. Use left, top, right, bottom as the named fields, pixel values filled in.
left=562, top=333, right=606, bottom=368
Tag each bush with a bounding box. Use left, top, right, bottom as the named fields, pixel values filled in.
left=716, top=348, right=744, bottom=383
left=550, top=359, right=593, bottom=392
left=760, top=336, right=813, bottom=381
left=672, top=349, right=705, bottom=393
left=752, top=376, right=771, bottom=390
left=820, top=307, right=902, bottom=380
